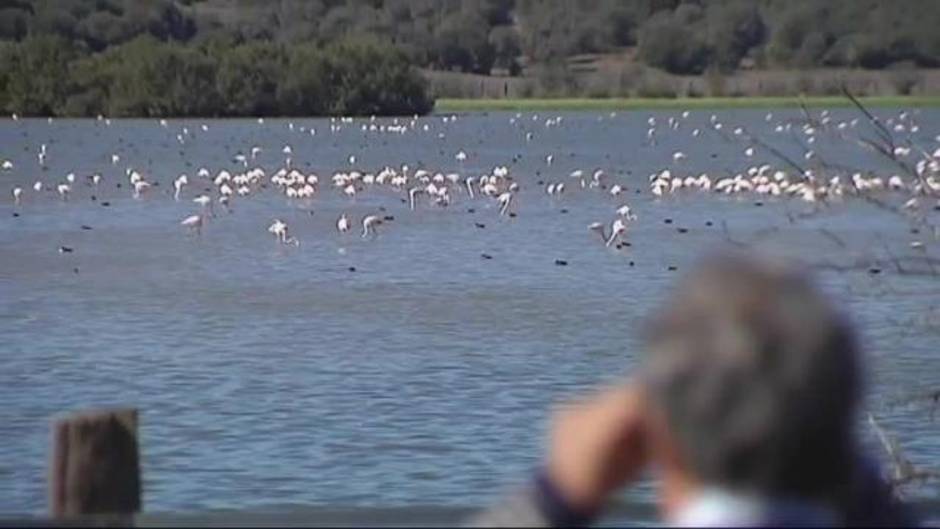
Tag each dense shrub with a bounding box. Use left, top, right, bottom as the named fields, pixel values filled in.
left=0, top=35, right=433, bottom=117
left=638, top=15, right=711, bottom=75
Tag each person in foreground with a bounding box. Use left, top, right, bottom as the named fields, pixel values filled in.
left=470, top=252, right=917, bottom=527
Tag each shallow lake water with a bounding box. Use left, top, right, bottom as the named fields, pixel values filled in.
left=1, top=109, right=939, bottom=524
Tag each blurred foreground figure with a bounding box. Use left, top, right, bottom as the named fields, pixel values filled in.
left=470, top=252, right=917, bottom=527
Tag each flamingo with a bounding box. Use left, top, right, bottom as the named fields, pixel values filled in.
left=616, top=205, right=637, bottom=220
left=337, top=213, right=350, bottom=234
left=57, top=183, right=70, bottom=201
left=605, top=218, right=627, bottom=247
left=174, top=175, right=188, bottom=200
left=180, top=214, right=203, bottom=235
left=408, top=186, right=424, bottom=211
left=33, top=181, right=42, bottom=192
left=361, top=215, right=382, bottom=238
left=132, top=180, right=150, bottom=199
left=497, top=192, right=513, bottom=216
left=268, top=219, right=298, bottom=245
left=12, top=187, right=22, bottom=205
left=2, top=159, right=12, bottom=170
left=193, top=194, right=214, bottom=217
left=588, top=222, right=607, bottom=244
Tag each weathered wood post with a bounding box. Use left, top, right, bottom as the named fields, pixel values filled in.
left=49, top=408, right=141, bottom=519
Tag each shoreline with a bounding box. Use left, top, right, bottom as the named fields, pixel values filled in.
left=2, top=95, right=938, bottom=121
left=434, top=96, right=940, bottom=112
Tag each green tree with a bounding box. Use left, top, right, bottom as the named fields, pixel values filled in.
left=707, top=2, right=765, bottom=72
left=277, top=44, right=331, bottom=115
left=638, top=14, right=710, bottom=75
left=489, top=25, right=520, bottom=72
left=5, top=35, right=80, bottom=115
left=0, top=8, right=29, bottom=40
left=216, top=42, right=286, bottom=116
left=325, top=37, right=433, bottom=116
left=433, top=11, right=495, bottom=73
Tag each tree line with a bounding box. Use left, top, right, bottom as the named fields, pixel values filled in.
left=0, top=34, right=433, bottom=117
left=1, top=0, right=938, bottom=116
left=6, top=1, right=940, bottom=75
left=518, top=0, right=940, bottom=75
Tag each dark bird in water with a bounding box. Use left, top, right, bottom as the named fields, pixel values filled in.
left=58, top=246, right=74, bottom=253
left=475, top=223, right=486, bottom=229
left=81, top=225, right=93, bottom=230
left=554, top=259, right=568, bottom=266
left=481, top=253, right=493, bottom=260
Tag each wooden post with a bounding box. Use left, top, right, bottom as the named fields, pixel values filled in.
left=49, top=408, right=141, bottom=518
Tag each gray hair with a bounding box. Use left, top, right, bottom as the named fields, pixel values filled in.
left=642, top=251, right=861, bottom=499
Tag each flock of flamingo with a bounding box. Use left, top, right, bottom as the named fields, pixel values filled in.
left=3, top=107, right=939, bottom=259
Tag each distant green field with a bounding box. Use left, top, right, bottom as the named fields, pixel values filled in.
left=434, top=96, right=940, bottom=113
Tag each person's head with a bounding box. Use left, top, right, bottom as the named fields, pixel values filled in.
left=640, top=251, right=862, bottom=512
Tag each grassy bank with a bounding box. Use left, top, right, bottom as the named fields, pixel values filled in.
left=435, top=96, right=940, bottom=113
